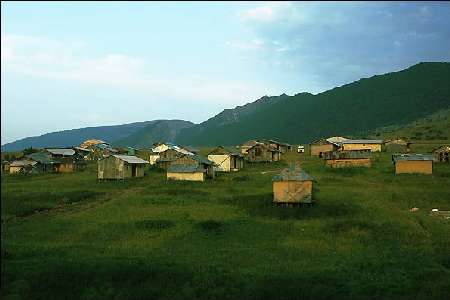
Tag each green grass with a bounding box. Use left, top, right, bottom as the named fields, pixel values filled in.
left=2, top=151, right=450, bottom=300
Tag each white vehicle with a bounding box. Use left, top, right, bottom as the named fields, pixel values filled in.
left=297, top=145, right=305, bottom=153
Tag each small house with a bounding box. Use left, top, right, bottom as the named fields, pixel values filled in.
left=9, top=160, right=37, bottom=174
left=265, top=139, right=292, bottom=153
left=170, top=154, right=215, bottom=178
left=155, top=145, right=194, bottom=170
left=393, top=154, right=434, bottom=175
left=272, top=166, right=314, bottom=205
left=167, top=164, right=208, bottom=182
left=247, top=143, right=281, bottom=163
left=340, top=139, right=383, bottom=152
left=433, top=145, right=450, bottom=163
left=310, top=137, right=347, bottom=157
left=384, top=139, right=411, bottom=153
left=240, top=140, right=260, bottom=154
left=98, top=155, right=149, bottom=180
left=207, top=146, right=244, bottom=172
left=46, top=148, right=79, bottom=173
left=323, top=150, right=372, bottom=168
left=26, top=152, right=55, bottom=173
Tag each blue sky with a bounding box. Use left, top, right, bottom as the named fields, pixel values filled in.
left=2, top=1, right=450, bottom=144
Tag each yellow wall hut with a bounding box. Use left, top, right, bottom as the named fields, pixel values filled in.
left=340, top=140, right=383, bottom=152
left=207, top=146, right=244, bottom=172
left=166, top=164, right=206, bottom=182
left=98, top=155, right=149, bottom=179
left=393, top=154, right=433, bottom=175
left=272, top=167, right=314, bottom=205
left=323, top=150, right=372, bottom=168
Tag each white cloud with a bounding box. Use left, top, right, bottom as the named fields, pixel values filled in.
left=239, top=1, right=293, bottom=22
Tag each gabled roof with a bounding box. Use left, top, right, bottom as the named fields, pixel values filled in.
left=341, top=139, right=384, bottom=144
left=272, top=168, right=314, bottom=182
left=46, top=148, right=75, bottom=156
left=26, top=152, right=55, bottom=164
left=208, top=146, right=243, bottom=157
left=113, top=155, right=149, bottom=164
left=248, top=143, right=281, bottom=152
left=392, top=154, right=434, bottom=162
left=267, top=139, right=292, bottom=147
left=242, top=140, right=260, bottom=147
left=167, top=164, right=205, bottom=173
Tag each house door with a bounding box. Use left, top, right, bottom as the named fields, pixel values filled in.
left=132, top=164, right=137, bottom=177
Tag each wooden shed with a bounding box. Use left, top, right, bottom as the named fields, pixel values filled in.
left=246, top=143, right=281, bottom=163
left=272, top=167, right=314, bottom=205
left=170, top=154, right=215, bottom=178
left=167, top=164, right=207, bottom=182
left=240, top=140, right=259, bottom=154
left=323, top=150, right=372, bottom=168
left=433, top=145, right=450, bottom=163
left=98, top=155, right=149, bottom=180
left=265, top=139, right=292, bottom=153
left=393, top=154, right=434, bottom=175
left=46, top=148, right=80, bottom=173
left=26, top=152, right=55, bottom=173
left=207, top=146, right=244, bottom=172
left=340, top=139, right=383, bottom=152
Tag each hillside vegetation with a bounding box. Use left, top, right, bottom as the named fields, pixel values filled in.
left=176, top=62, right=450, bottom=146
left=2, top=149, right=450, bottom=300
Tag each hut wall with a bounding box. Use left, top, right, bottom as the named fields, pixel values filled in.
left=9, top=166, right=23, bottom=174
left=98, top=157, right=126, bottom=179
left=342, top=143, right=382, bottom=152
left=311, top=144, right=335, bottom=156
left=208, top=154, right=231, bottom=172
left=273, top=181, right=313, bottom=203
left=395, top=160, right=432, bottom=174
left=55, top=163, right=75, bottom=173
left=326, top=158, right=371, bottom=168
left=247, top=147, right=273, bottom=162
left=167, top=172, right=205, bottom=182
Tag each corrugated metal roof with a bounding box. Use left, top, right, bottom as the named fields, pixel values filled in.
left=323, top=150, right=372, bottom=160
left=26, top=152, right=54, bottom=164
left=167, top=164, right=205, bottom=173
left=10, top=160, right=37, bottom=167
left=46, top=148, right=75, bottom=156
left=272, top=168, right=314, bottom=182
left=113, top=155, right=149, bottom=164
left=393, top=154, right=434, bottom=162
left=74, top=147, right=92, bottom=153
left=191, top=154, right=213, bottom=165
left=341, top=139, right=384, bottom=144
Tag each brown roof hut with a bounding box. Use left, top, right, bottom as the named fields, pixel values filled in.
left=170, top=154, right=215, bottom=178
left=207, top=146, right=244, bottom=172
left=309, top=137, right=347, bottom=157
left=46, top=148, right=80, bottom=173
left=246, top=143, right=281, bottom=163
left=265, top=139, right=292, bottom=153
left=98, top=155, right=149, bottom=180
left=323, top=149, right=372, bottom=168
left=392, top=154, right=434, bottom=175
left=272, top=166, right=314, bottom=206
left=433, top=145, right=450, bottom=163
left=240, top=140, right=260, bottom=154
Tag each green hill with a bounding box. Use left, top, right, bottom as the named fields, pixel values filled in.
left=176, top=62, right=450, bottom=146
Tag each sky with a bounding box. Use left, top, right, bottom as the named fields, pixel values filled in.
left=2, top=1, right=450, bottom=144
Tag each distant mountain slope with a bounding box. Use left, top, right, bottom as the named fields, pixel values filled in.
left=176, top=62, right=450, bottom=146
left=1, top=120, right=192, bottom=152
left=370, top=108, right=450, bottom=141
left=113, top=120, right=194, bottom=148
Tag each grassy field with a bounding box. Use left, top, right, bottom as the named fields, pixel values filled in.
left=2, top=148, right=450, bottom=300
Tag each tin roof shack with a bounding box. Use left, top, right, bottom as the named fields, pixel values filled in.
left=341, top=140, right=384, bottom=152
left=323, top=150, right=372, bottom=168
left=265, top=140, right=292, bottom=153
left=433, top=145, right=450, bottom=163
left=240, top=140, right=259, bottom=155
left=9, top=160, right=37, bottom=174
left=393, top=154, right=434, bottom=175
left=247, top=143, right=281, bottom=163
left=170, top=154, right=215, bottom=178
left=384, top=139, right=411, bottom=153
left=98, top=155, right=149, bottom=180
left=207, top=146, right=244, bottom=172
left=46, top=148, right=82, bottom=173
left=26, top=152, right=56, bottom=173
left=167, top=164, right=207, bottom=182
left=155, top=145, right=194, bottom=170
left=310, top=139, right=338, bottom=157
left=272, top=167, right=314, bottom=206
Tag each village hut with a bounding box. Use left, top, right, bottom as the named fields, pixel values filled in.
left=155, top=145, right=194, bottom=170
left=170, top=154, right=215, bottom=178
left=272, top=166, right=314, bottom=206
left=46, top=148, right=80, bottom=173
left=207, top=146, right=244, bottom=172
left=264, top=139, right=292, bottom=153
left=323, top=149, right=372, bottom=168
left=310, top=137, right=348, bottom=157
left=26, top=152, right=55, bottom=173
left=433, top=145, right=450, bottom=163
left=340, top=139, right=384, bottom=152
left=9, top=160, right=37, bottom=174
left=98, top=155, right=149, bottom=180
left=246, top=143, right=281, bottom=163
left=240, top=140, right=260, bottom=154
left=167, top=164, right=208, bottom=182
left=384, top=139, right=411, bottom=153
left=392, top=154, right=434, bottom=175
